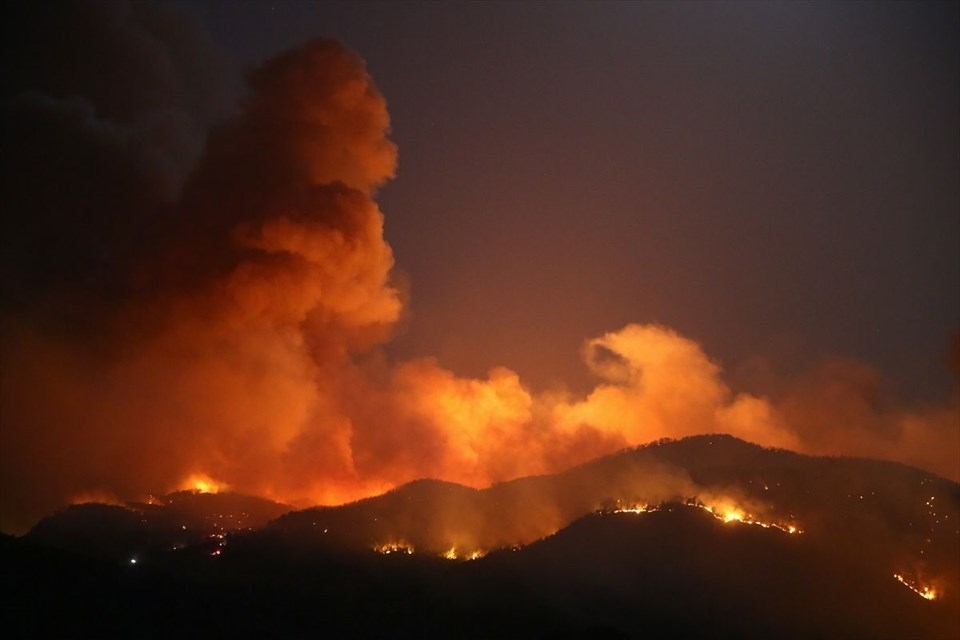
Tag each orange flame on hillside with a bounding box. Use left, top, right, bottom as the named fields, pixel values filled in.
left=374, top=541, right=414, bottom=555
left=697, top=497, right=802, bottom=534
left=894, top=573, right=939, bottom=601
left=609, top=498, right=802, bottom=535
left=181, top=474, right=227, bottom=495
left=442, top=547, right=485, bottom=561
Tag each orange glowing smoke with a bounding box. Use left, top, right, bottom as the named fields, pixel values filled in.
left=1, top=37, right=958, bottom=535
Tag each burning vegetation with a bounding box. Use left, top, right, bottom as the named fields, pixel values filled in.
left=373, top=541, right=414, bottom=555
left=894, top=573, right=939, bottom=601
left=181, top=474, right=227, bottom=495
left=608, top=498, right=801, bottom=535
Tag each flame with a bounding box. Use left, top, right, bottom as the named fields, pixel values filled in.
left=442, top=547, right=486, bottom=561
left=697, top=497, right=801, bottom=534
left=702, top=502, right=746, bottom=523
left=611, top=503, right=655, bottom=515
left=608, top=498, right=801, bottom=535
left=372, top=541, right=485, bottom=560
left=893, top=573, right=938, bottom=601
left=181, top=473, right=227, bottom=494
left=373, top=541, right=414, bottom=555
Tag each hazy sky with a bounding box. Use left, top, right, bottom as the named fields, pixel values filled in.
left=192, top=0, right=959, bottom=399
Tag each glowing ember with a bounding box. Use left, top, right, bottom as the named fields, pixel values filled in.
left=374, top=541, right=414, bottom=555
left=893, top=573, right=938, bottom=601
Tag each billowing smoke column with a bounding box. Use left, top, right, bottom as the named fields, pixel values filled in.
left=1, top=1, right=957, bottom=534
left=2, top=2, right=406, bottom=529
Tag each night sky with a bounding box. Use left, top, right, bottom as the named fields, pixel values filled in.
left=1, top=0, right=957, bottom=534
left=195, top=0, right=959, bottom=398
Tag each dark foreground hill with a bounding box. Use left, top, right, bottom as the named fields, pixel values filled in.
left=5, top=435, right=959, bottom=638
left=4, top=504, right=957, bottom=639
left=23, top=490, right=292, bottom=560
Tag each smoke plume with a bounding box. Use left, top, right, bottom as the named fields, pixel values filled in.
left=1, top=1, right=956, bottom=534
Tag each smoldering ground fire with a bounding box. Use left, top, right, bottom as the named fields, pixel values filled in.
left=1, top=2, right=957, bottom=535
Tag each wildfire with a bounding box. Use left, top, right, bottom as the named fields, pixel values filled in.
left=607, top=498, right=801, bottom=535
left=696, top=499, right=801, bottom=534
left=893, top=573, right=938, bottom=601
left=611, top=503, right=656, bottom=515
left=373, top=541, right=414, bottom=555
left=181, top=474, right=227, bottom=494
left=442, top=547, right=485, bottom=561
left=372, top=543, right=485, bottom=560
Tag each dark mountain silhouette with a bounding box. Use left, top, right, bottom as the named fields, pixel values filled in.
left=5, top=435, right=959, bottom=638
left=270, top=435, right=959, bottom=599
left=25, top=490, right=292, bottom=560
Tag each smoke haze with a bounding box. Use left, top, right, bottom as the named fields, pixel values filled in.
left=1, top=1, right=957, bottom=534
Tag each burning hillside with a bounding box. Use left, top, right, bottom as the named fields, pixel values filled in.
left=6, top=437, right=958, bottom=639
left=20, top=435, right=959, bottom=621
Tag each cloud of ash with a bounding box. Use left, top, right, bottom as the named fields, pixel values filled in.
left=1, top=1, right=956, bottom=534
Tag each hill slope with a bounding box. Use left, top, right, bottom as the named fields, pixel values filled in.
left=9, top=435, right=959, bottom=638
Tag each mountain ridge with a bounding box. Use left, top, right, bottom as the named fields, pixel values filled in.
left=11, top=434, right=958, bottom=639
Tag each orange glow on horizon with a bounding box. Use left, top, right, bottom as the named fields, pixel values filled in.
left=70, top=490, right=124, bottom=507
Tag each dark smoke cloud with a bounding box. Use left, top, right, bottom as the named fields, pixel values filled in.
left=1, top=1, right=239, bottom=307
left=2, top=1, right=956, bottom=535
